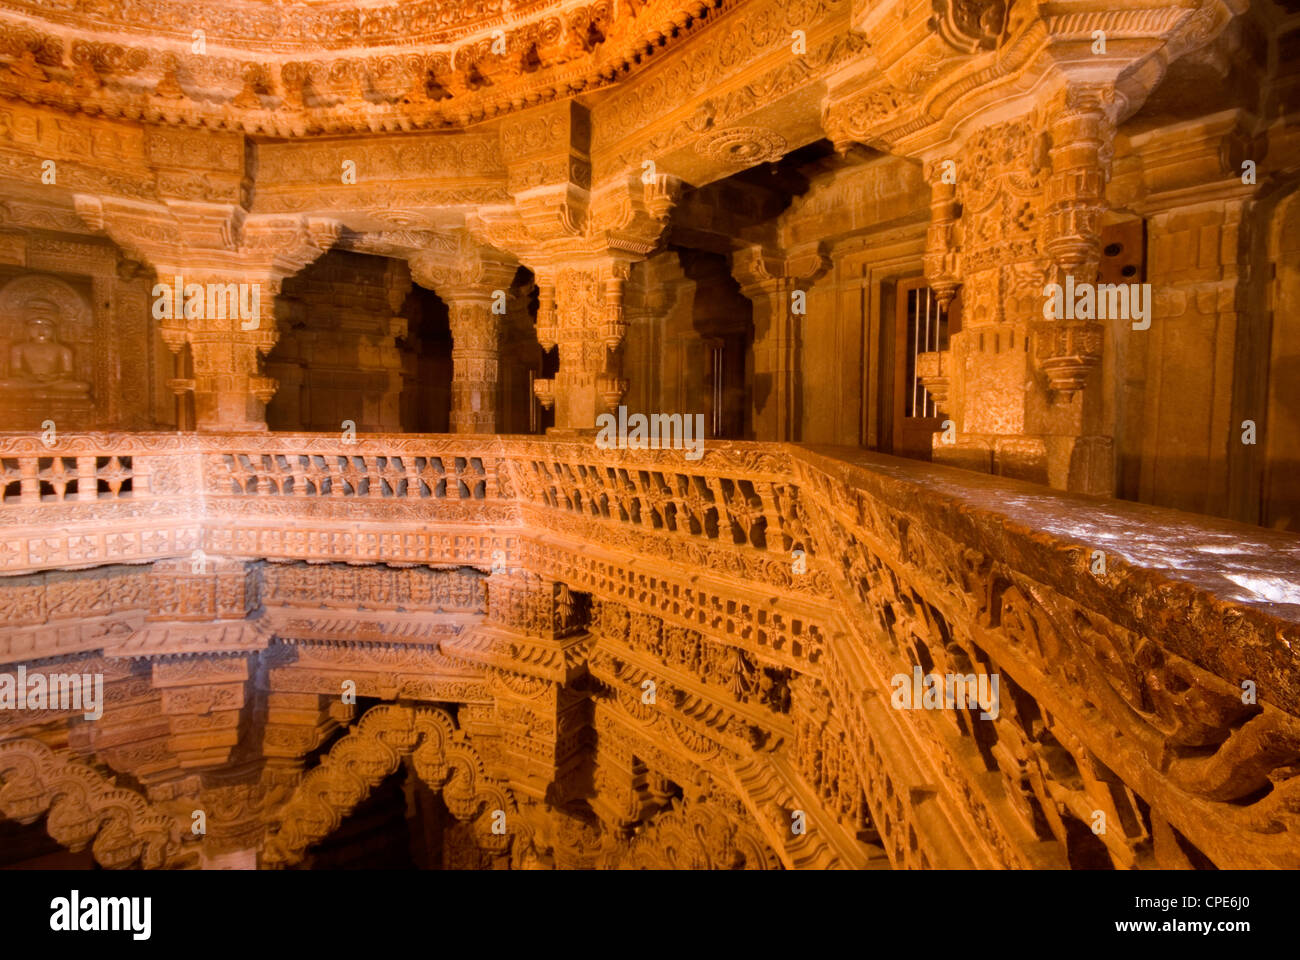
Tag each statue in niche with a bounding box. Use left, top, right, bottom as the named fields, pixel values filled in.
left=0, top=276, right=94, bottom=401
left=1, top=307, right=89, bottom=396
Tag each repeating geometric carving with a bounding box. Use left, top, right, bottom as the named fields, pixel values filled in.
left=4, top=429, right=1297, bottom=869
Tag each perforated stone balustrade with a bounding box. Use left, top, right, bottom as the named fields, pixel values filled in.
left=1, top=431, right=1297, bottom=868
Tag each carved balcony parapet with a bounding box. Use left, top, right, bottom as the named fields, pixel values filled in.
left=2, top=430, right=1298, bottom=869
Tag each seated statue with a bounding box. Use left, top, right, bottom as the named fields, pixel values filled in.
left=0, top=315, right=91, bottom=398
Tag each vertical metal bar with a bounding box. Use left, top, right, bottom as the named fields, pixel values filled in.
left=911, top=288, right=920, bottom=417
left=923, top=288, right=933, bottom=417
left=528, top=369, right=537, bottom=434
left=714, top=345, right=724, bottom=437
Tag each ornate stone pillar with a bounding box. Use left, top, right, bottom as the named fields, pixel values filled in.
left=179, top=273, right=281, bottom=432
left=374, top=259, right=412, bottom=432
left=472, top=168, right=680, bottom=431
left=538, top=257, right=633, bottom=430
left=410, top=237, right=517, bottom=434
left=443, top=571, right=593, bottom=805
left=915, top=89, right=1120, bottom=493
left=448, top=299, right=502, bottom=434
left=74, top=196, right=339, bottom=432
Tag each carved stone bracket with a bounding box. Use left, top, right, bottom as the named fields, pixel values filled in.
left=73, top=195, right=341, bottom=430
left=409, top=232, right=519, bottom=434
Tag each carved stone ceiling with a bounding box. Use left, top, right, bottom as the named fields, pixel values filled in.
left=6, top=0, right=571, bottom=49
left=0, top=0, right=736, bottom=134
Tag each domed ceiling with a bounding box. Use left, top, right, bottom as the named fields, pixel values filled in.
left=0, top=0, right=728, bottom=134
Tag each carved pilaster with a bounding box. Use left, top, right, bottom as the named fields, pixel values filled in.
left=1043, top=87, right=1122, bottom=279
left=922, top=162, right=962, bottom=309
left=924, top=107, right=1117, bottom=491
left=731, top=246, right=828, bottom=442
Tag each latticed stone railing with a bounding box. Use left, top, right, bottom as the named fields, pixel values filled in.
left=2, top=431, right=1298, bottom=869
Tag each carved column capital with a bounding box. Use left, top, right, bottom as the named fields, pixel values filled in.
left=410, top=233, right=518, bottom=434
left=73, top=196, right=339, bottom=430
left=408, top=234, right=518, bottom=303
left=730, top=245, right=828, bottom=298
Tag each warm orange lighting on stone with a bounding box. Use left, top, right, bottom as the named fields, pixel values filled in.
left=0, top=0, right=1296, bottom=872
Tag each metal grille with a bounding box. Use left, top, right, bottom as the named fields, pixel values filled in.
left=904, top=286, right=949, bottom=418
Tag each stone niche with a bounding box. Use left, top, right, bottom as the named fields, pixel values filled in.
left=0, top=270, right=96, bottom=430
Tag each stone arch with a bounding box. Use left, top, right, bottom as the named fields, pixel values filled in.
left=0, top=273, right=93, bottom=341
left=262, top=703, right=527, bottom=866
left=0, top=739, right=185, bottom=869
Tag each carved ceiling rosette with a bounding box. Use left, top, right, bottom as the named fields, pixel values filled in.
left=694, top=126, right=789, bottom=167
